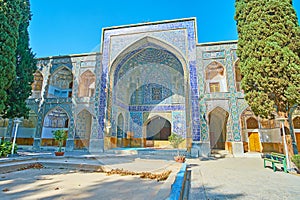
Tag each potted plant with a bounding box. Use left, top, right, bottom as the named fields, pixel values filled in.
left=174, top=153, right=186, bottom=163
left=168, top=133, right=186, bottom=163
left=53, top=129, right=67, bottom=156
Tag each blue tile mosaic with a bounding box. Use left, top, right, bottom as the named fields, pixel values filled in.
left=99, top=19, right=201, bottom=142
left=129, top=112, right=143, bottom=138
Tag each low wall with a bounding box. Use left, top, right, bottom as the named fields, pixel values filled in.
left=167, top=163, right=187, bottom=200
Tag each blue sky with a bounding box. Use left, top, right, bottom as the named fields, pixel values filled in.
left=29, top=0, right=300, bottom=58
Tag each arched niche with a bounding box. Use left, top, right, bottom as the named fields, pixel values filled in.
left=205, top=61, right=227, bottom=93
left=47, top=67, right=73, bottom=98
left=31, top=71, right=43, bottom=98
left=246, top=117, right=259, bottom=129
left=75, top=109, right=93, bottom=149
left=41, top=107, right=69, bottom=147
left=78, top=70, right=95, bottom=97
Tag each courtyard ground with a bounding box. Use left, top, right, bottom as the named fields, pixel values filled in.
left=188, top=157, right=300, bottom=200
left=1, top=151, right=300, bottom=200
left=0, top=152, right=181, bottom=200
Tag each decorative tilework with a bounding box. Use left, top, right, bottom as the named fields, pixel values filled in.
left=172, top=111, right=186, bottom=138
left=115, top=47, right=183, bottom=85
left=129, top=83, right=173, bottom=105
left=129, top=112, right=143, bottom=138
left=202, top=51, right=225, bottom=59
left=27, top=18, right=251, bottom=152
left=110, top=29, right=187, bottom=62
left=100, top=18, right=200, bottom=142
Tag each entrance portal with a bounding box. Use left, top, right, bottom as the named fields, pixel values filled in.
left=107, top=38, right=188, bottom=149
left=146, top=117, right=171, bottom=147
left=248, top=132, right=261, bottom=152
left=209, top=107, right=229, bottom=149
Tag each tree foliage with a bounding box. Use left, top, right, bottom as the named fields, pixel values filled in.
left=2, top=0, right=36, bottom=119
left=0, top=0, right=36, bottom=118
left=0, top=0, right=22, bottom=113
left=235, top=0, right=300, bottom=118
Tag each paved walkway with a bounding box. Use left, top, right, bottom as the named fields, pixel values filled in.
left=188, top=157, right=300, bottom=200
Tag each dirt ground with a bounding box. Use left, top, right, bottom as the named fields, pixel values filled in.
left=0, top=168, right=166, bottom=200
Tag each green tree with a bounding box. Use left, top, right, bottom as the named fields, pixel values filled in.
left=235, top=0, right=300, bottom=118
left=0, top=0, right=22, bottom=113
left=2, top=0, right=36, bottom=119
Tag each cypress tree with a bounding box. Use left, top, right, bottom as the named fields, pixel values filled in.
left=235, top=0, right=300, bottom=118
left=2, top=0, right=36, bottom=119
left=0, top=0, right=21, bottom=113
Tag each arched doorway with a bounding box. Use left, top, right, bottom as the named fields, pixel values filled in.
left=41, top=107, right=69, bottom=147
left=146, top=116, right=171, bottom=147
left=117, top=113, right=124, bottom=147
left=246, top=117, right=261, bottom=152
left=209, top=107, right=229, bottom=149
left=75, top=109, right=92, bottom=149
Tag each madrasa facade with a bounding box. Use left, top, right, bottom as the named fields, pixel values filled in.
left=1, top=18, right=300, bottom=157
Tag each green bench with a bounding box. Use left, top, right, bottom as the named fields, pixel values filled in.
left=263, top=152, right=287, bottom=173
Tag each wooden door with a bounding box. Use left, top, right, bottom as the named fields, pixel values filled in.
left=296, top=133, right=300, bottom=152
left=248, top=132, right=261, bottom=152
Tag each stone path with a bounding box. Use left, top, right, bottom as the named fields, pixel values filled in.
left=188, top=157, right=300, bottom=200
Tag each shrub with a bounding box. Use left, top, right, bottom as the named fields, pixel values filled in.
left=168, top=133, right=184, bottom=148
left=291, top=154, right=300, bottom=169
left=53, top=130, right=67, bottom=152
left=0, top=140, right=17, bottom=157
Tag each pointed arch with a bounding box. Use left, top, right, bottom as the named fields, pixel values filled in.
left=205, top=61, right=227, bottom=93
left=76, top=107, right=95, bottom=117
left=32, top=71, right=43, bottom=91
left=48, top=66, right=73, bottom=98
left=145, top=115, right=171, bottom=141
left=106, top=36, right=190, bottom=143
left=111, top=36, right=188, bottom=73
left=239, top=107, right=256, bottom=130
left=293, top=116, right=300, bottom=129
left=31, top=71, right=43, bottom=98
left=246, top=117, right=259, bottom=129
left=208, top=106, right=229, bottom=149
left=74, top=109, right=92, bottom=149
left=41, top=106, right=69, bottom=146
left=43, top=107, right=69, bottom=128
left=78, top=70, right=96, bottom=97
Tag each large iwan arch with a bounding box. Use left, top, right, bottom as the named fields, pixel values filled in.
left=102, top=36, right=193, bottom=149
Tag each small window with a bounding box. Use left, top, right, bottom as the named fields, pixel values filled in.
left=209, top=82, right=220, bottom=93
left=54, top=89, right=60, bottom=96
